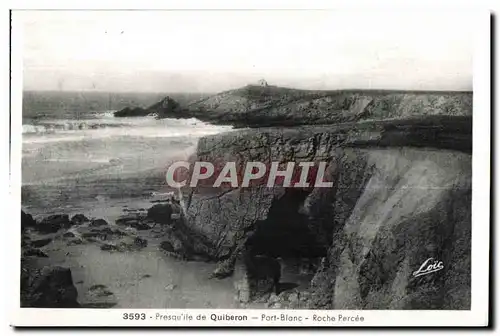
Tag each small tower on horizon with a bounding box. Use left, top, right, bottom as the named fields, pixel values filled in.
left=257, top=79, right=269, bottom=87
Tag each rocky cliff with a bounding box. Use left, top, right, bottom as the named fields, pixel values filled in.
left=115, top=85, right=472, bottom=128
left=174, top=90, right=472, bottom=309
left=186, top=86, right=471, bottom=127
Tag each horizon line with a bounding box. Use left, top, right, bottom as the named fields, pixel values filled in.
left=22, top=86, right=473, bottom=95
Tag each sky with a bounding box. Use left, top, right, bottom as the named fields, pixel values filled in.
left=17, top=10, right=475, bottom=92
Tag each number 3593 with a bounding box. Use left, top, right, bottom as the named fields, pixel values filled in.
left=123, top=313, right=146, bottom=320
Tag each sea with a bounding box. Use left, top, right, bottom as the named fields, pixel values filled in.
left=21, top=91, right=233, bottom=217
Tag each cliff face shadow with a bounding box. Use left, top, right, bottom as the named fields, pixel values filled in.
left=246, top=189, right=327, bottom=259
left=242, top=188, right=328, bottom=293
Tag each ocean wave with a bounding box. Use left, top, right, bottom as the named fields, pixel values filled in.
left=91, top=110, right=117, bottom=119
left=22, top=120, right=128, bottom=134
left=22, top=135, right=86, bottom=144
left=150, top=191, right=176, bottom=197
left=44, top=157, right=119, bottom=164
left=21, top=115, right=208, bottom=135
left=22, top=115, right=234, bottom=145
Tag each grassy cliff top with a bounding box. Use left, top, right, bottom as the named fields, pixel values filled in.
left=185, top=85, right=472, bottom=127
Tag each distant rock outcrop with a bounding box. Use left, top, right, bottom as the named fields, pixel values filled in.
left=148, top=96, right=181, bottom=118
left=114, top=96, right=182, bottom=119
left=113, top=106, right=150, bottom=117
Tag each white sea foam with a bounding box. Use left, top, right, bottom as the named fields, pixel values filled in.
left=44, top=158, right=114, bottom=163
left=22, top=120, right=128, bottom=134
left=22, top=115, right=232, bottom=141
left=92, top=110, right=117, bottom=119
left=150, top=191, right=175, bottom=197
left=22, top=135, right=86, bottom=144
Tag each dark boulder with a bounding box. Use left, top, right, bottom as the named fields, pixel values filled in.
left=37, top=214, right=70, bottom=233
left=147, top=203, right=174, bottom=225
left=134, top=237, right=148, bottom=248
left=63, top=231, right=76, bottom=238
left=21, top=266, right=80, bottom=308
left=159, top=241, right=175, bottom=253
left=90, top=219, right=108, bottom=227
left=70, top=214, right=89, bottom=225
left=31, top=238, right=53, bottom=248
left=21, top=210, right=36, bottom=230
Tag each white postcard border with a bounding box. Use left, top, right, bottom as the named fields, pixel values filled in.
left=7, top=6, right=491, bottom=328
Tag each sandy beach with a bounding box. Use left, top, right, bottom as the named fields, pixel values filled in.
left=22, top=200, right=240, bottom=309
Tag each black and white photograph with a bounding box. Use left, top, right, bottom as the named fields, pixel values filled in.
left=8, top=6, right=490, bottom=327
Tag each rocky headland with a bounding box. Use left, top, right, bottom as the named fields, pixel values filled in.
left=115, top=85, right=471, bottom=128
left=176, top=118, right=471, bottom=309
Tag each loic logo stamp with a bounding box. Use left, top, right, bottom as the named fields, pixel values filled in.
left=413, top=258, right=444, bottom=277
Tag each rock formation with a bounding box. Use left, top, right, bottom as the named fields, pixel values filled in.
left=185, top=86, right=472, bottom=127
left=21, top=266, right=80, bottom=308
left=21, top=210, right=36, bottom=231
left=114, top=96, right=182, bottom=118
left=233, top=252, right=282, bottom=303
left=171, top=90, right=472, bottom=309
left=112, top=106, right=150, bottom=117
left=37, top=214, right=71, bottom=233
left=114, top=86, right=472, bottom=129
